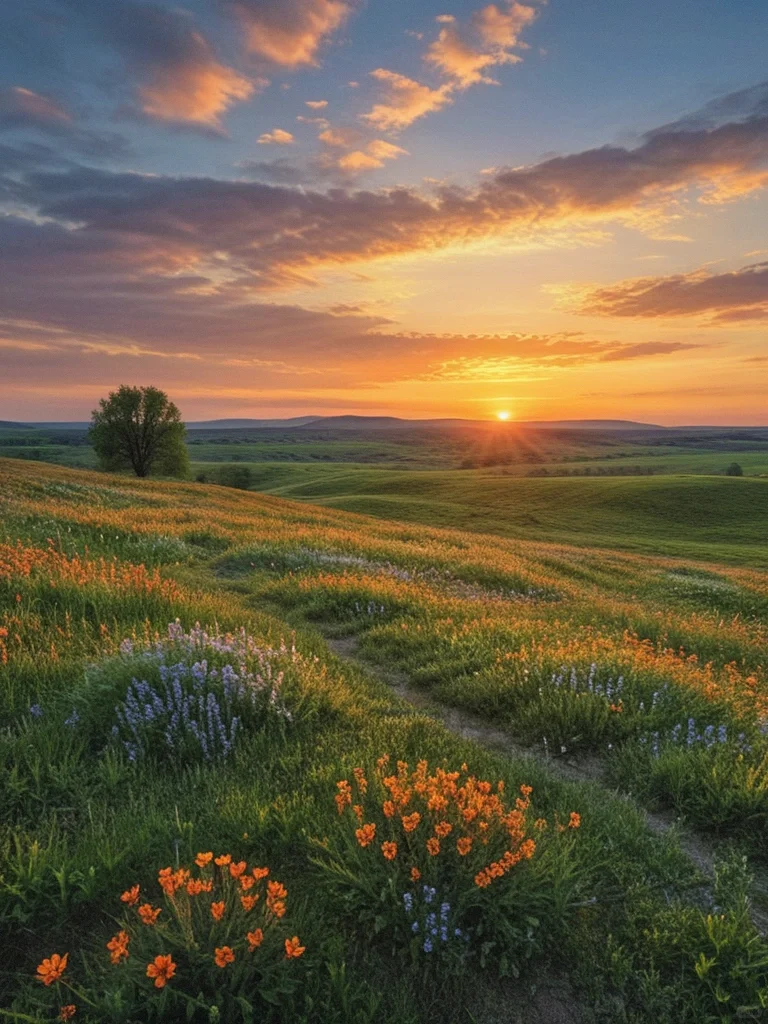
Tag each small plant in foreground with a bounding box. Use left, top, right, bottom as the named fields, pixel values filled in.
left=33, top=854, right=305, bottom=1021
left=316, top=757, right=583, bottom=976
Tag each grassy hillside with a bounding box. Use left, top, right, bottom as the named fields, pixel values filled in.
left=1, top=458, right=767, bottom=1022
left=216, top=464, right=768, bottom=566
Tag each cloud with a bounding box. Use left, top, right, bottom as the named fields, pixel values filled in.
left=367, top=140, right=409, bottom=161
left=258, top=128, right=296, bottom=145
left=236, top=157, right=310, bottom=184
left=0, top=86, right=129, bottom=159
left=362, top=69, right=454, bottom=131
left=227, top=0, right=356, bottom=66
left=63, top=0, right=256, bottom=129
left=318, top=125, right=360, bottom=147
left=425, top=1, right=538, bottom=89
left=574, top=261, right=768, bottom=323
left=305, top=100, right=329, bottom=109
left=337, top=150, right=385, bottom=171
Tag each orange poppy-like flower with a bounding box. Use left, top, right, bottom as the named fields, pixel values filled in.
left=284, top=936, right=305, bottom=959
left=214, top=854, right=231, bottom=867
left=214, top=946, right=235, bottom=968
left=120, top=885, right=140, bottom=906
left=210, top=901, right=226, bottom=921
left=247, top=928, right=264, bottom=950
left=355, top=823, right=376, bottom=848
left=352, top=767, right=368, bottom=794
left=106, top=930, right=130, bottom=965
left=434, top=821, right=452, bottom=838
left=252, top=866, right=269, bottom=880
left=267, top=880, right=287, bottom=900
left=195, top=851, right=213, bottom=868
left=520, top=784, right=533, bottom=797
left=186, top=878, right=205, bottom=896
left=382, top=800, right=395, bottom=818
left=229, top=861, right=246, bottom=879
left=239, top=874, right=254, bottom=891
left=241, top=895, right=258, bottom=912
left=569, top=812, right=581, bottom=829
left=426, top=837, right=440, bottom=856
left=456, top=836, right=473, bottom=856
left=138, top=904, right=161, bottom=926
left=37, top=953, right=68, bottom=986
left=401, top=812, right=421, bottom=833
left=474, top=870, right=492, bottom=888
left=520, top=838, right=536, bottom=858
left=381, top=841, right=397, bottom=861
left=410, top=867, right=421, bottom=882
left=59, top=1006, right=76, bottom=1021
left=146, top=954, right=176, bottom=989
left=335, top=780, right=352, bottom=814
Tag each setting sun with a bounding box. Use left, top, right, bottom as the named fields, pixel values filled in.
left=496, top=411, right=511, bottom=421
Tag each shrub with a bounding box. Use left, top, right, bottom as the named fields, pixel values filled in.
left=726, top=462, right=744, bottom=476
left=31, top=854, right=305, bottom=1022
left=314, top=757, right=583, bottom=977
left=214, top=465, right=253, bottom=490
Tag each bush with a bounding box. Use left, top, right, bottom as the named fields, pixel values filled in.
left=726, top=462, right=744, bottom=476
left=214, top=465, right=253, bottom=490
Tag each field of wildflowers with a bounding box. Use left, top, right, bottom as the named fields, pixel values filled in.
left=1, top=457, right=767, bottom=1022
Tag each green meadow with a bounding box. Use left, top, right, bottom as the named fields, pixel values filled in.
left=1, top=455, right=767, bottom=1022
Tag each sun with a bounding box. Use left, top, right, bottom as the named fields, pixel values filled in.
left=496, top=411, right=510, bottom=421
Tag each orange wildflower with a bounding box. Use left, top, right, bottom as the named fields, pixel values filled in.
left=353, top=804, right=364, bottom=820
left=239, top=874, right=255, bottom=890
left=120, top=885, right=140, bottom=906
left=355, top=823, right=376, bottom=848
left=401, top=812, right=421, bottom=832
left=59, top=1007, right=76, bottom=1021
left=520, top=785, right=533, bottom=797
left=241, top=895, right=258, bottom=912
left=138, top=904, right=161, bottom=926
left=410, top=866, right=421, bottom=882
left=195, top=851, right=213, bottom=867
left=353, top=767, right=368, bottom=794
left=381, top=841, right=397, bottom=861
left=335, top=780, right=352, bottom=814
left=36, top=953, right=68, bottom=986
left=106, top=930, right=130, bottom=965
left=426, top=837, right=440, bottom=856
left=434, top=821, right=452, bottom=838
left=229, top=860, right=247, bottom=879
left=284, top=936, right=305, bottom=959
left=146, top=954, right=176, bottom=989
left=214, top=946, right=235, bottom=968
left=215, top=854, right=231, bottom=867
left=456, top=836, right=473, bottom=856
left=252, top=866, right=269, bottom=880
left=210, top=901, right=226, bottom=921
left=382, top=800, right=396, bottom=818
left=569, top=812, right=581, bottom=829
left=247, top=928, right=264, bottom=950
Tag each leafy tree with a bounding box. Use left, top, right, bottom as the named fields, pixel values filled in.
left=89, top=385, right=189, bottom=478
left=725, top=462, right=744, bottom=477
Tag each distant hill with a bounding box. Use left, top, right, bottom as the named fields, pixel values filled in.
left=186, top=417, right=321, bottom=429
left=188, top=415, right=667, bottom=432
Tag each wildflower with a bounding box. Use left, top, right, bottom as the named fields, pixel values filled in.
left=120, top=885, right=140, bottom=906
left=569, top=812, right=581, bottom=829
left=252, top=866, right=269, bottom=880
left=106, top=930, right=130, bottom=964
left=382, top=800, right=396, bottom=818
left=195, top=851, right=213, bottom=867
left=423, top=937, right=433, bottom=953
left=475, top=870, right=492, bottom=888
left=186, top=878, right=205, bottom=896
left=401, top=812, right=421, bottom=833
left=520, top=784, right=533, bottom=797
left=30, top=703, right=43, bottom=718
left=138, top=904, right=161, bottom=926
left=534, top=818, right=548, bottom=831
left=215, top=854, right=231, bottom=867
left=355, top=823, right=376, bottom=848
left=456, top=836, right=473, bottom=856
left=381, top=841, right=397, bottom=861
left=214, top=946, right=235, bottom=968
left=426, top=837, right=440, bottom=856
left=247, top=928, right=264, bottom=950
left=36, top=953, right=68, bottom=986
left=284, top=936, right=305, bottom=959
left=434, top=821, right=452, bottom=838
left=59, top=1007, right=76, bottom=1021
left=241, top=895, right=258, bottom=912
left=335, top=780, right=352, bottom=814
left=520, top=838, right=536, bottom=858
left=353, top=767, right=368, bottom=794
left=410, top=867, right=421, bottom=882
left=229, top=860, right=246, bottom=879
left=210, top=901, right=226, bottom=921
left=146, top=954, right=176, bottom=989
left=352, top=804, right=364, bottom=820
left=239, top=874, right=254, bottom=890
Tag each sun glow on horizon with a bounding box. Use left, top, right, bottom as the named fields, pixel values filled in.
left=496, top=410, right=511, bottom=421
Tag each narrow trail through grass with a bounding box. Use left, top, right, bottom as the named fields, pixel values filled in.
left=324, top=634, right=768, bottom=937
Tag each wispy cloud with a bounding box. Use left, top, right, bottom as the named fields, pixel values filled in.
left=258, top=128, right=296, bottom=145
left=227, top=0, right=356, bottom=66
left=361, top=69, right=453, bottom=131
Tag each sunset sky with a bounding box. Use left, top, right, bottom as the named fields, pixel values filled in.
left=2, top=0, right=767, bottom=424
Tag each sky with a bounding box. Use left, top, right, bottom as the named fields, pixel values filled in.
left=1, top=0, right=767, bottom=424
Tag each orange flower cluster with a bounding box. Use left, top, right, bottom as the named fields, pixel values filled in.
left=106, top=930, right=130, bottom=964
left=336, top=758, right=583, bottom=891
left=36, top=953, right=68, bottom=986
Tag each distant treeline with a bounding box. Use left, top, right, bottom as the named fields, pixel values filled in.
left=526, top=466, right=656, bottom=477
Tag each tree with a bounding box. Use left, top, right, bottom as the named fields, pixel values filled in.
left=725, top=462, right=744, bottom=477
left=89, top=386, right=189, bottom=478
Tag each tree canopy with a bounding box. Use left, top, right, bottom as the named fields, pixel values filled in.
left=89, top=386, right=189, bottom=478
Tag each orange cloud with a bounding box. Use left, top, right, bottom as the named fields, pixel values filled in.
left=258, top=128, right=296, bottom=145
left=140, top=59, right=255, bottom=128
left=362, top=69, right=454, bottom=131
left=305, top=99, right=329, bottom=109
left=230, top=0, right=355, bottom=66
left=574, top=261, right=768, bottom=323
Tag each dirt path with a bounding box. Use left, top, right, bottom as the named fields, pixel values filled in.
left=326, top=634, right=768, bottom=939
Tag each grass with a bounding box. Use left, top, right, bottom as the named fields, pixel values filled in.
left=1, top=457, right=767, bottom=1022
